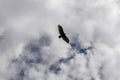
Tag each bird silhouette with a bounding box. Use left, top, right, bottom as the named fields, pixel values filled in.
left=58, top=24, right=69, bottom=43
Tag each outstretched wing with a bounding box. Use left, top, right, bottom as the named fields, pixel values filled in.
left=62, top=35, right=69, bottom=43
left=58, top=24, right=64, bottom=34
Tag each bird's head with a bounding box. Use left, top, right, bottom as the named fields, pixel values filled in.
left=58, top=24, right=60, bottom=26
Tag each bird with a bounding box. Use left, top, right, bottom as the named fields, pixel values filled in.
left=58, top=24, right=69, bottom=43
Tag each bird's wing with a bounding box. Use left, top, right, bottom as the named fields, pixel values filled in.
left=58, top=25, right=64, bottom=34
left=62, top=35, right=69, bottom=43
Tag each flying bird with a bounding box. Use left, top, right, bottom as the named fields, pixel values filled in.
left=58, top=24, right=69, bottom=43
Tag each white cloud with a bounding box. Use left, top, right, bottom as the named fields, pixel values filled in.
left=0, top=0, right=120, bottom=80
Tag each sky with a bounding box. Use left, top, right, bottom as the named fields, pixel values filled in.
left=0, top=0, right=120, bottom=80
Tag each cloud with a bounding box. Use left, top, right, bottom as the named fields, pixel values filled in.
left=0, top=0, right=120, bottom=80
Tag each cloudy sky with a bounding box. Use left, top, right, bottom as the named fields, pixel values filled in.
left=0, top=0, right=120, bottom=80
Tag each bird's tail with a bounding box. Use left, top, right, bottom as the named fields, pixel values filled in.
left=59, top=36, right=61, bottom=38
